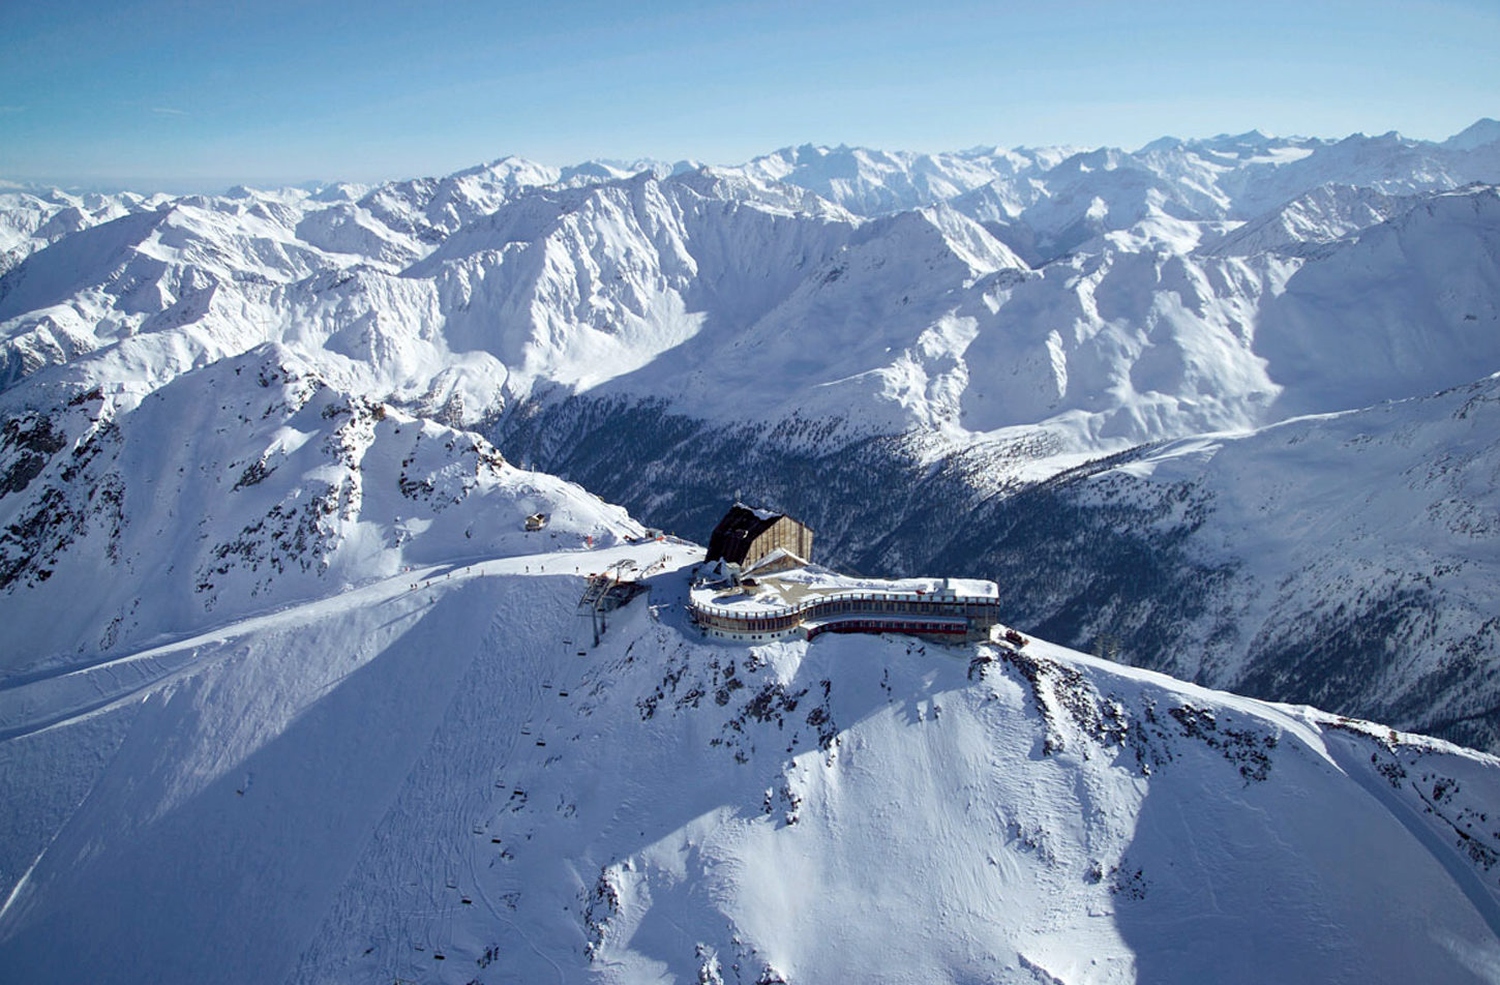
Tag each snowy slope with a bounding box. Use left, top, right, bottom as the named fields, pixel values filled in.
left=2, top=543, right=1499, bottom=984
left=499, top=184, right=1500, bottom=485
left=1255, top=186, right=1500, bottom=418
left=0, top=344, right=641, bottom=669
left=0, top=186, right=162, bottom=276
left=733, top=143, right=1071, bottom=217
left=902, top=371, right=1500, bottom=753
left=1204, top=183, right=1416, bottom=258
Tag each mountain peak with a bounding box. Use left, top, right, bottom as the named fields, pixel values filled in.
left=1445, top=117, right=1500, bottom=151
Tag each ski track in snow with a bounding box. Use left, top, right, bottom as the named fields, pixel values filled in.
left=1325, top=729, right=1500, bottom=943
left=2, top=541, right=1500, bottom=983
left=0, top=551, right=568, bottom=743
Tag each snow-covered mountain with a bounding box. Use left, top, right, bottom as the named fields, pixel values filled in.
left=4, top=539, right=1500, bottom=984
left=5, top=119, right=1500, bottom=983
left=728, top=127, right=1499, bottom=263
left=0, top=184, right=170, bottom=276
left=839, top=372, right=1500, bottom=753
left=0, top=128, right=1497, bottom=710
left=0, top=345, right=642, bottom=665
left=732, top=143, right=1071, bottom=218
left=3, top=128, right=1499, bottom=757
left=9, top=137, right=1496, bottom=437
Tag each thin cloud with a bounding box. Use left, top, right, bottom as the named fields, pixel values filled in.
left=151, top=107, right=188, bottom=116
left=0, top=105, right=25, bottom=114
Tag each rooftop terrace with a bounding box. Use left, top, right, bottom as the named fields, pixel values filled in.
left=689, top=563, right=1001, bottom=644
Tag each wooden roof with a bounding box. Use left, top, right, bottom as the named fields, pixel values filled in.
left=706, top=503, right=785, bottom=564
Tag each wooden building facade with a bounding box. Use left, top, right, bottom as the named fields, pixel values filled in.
left=705, top=504, right=814, bottom=568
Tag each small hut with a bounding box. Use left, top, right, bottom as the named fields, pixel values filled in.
left=706, top=504, right=813, bottom=568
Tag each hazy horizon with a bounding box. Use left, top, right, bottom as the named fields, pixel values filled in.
left=3, top=0, right=1497, bottom=193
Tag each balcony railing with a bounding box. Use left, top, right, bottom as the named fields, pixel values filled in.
left=691, top=586, right=1000, bottom=636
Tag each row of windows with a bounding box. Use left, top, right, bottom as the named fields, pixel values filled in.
left=699, top=610, right=978, bottom=635
left=809, top=600, right=992, bottom=617
left=697, top=598, right=996, bottom=620
left=806, top=619, right=969, bottom=640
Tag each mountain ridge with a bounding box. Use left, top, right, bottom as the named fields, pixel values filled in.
left=3, top=121, right=1499, bottom=752
left=5, top=120, right=1500, bottom=981
left=4, top=539, right=1500, bottom=984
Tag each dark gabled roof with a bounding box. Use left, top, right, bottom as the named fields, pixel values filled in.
left=706, top=503, right=784, bottom=564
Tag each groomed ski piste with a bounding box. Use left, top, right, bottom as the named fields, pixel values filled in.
left=4, top=537, right=1500, bottom=985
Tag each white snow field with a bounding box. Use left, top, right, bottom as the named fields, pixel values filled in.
left=2, top=541, right=1500, bottom=985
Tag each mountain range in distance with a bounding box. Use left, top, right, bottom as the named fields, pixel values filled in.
left=2, top=119, right=1500, bottom=984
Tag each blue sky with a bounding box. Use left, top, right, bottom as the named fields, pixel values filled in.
left=2, top=0, right=1496, bottom=191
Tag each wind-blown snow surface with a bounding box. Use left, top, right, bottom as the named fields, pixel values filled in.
left=3, top=543, right=1500, bottom=985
